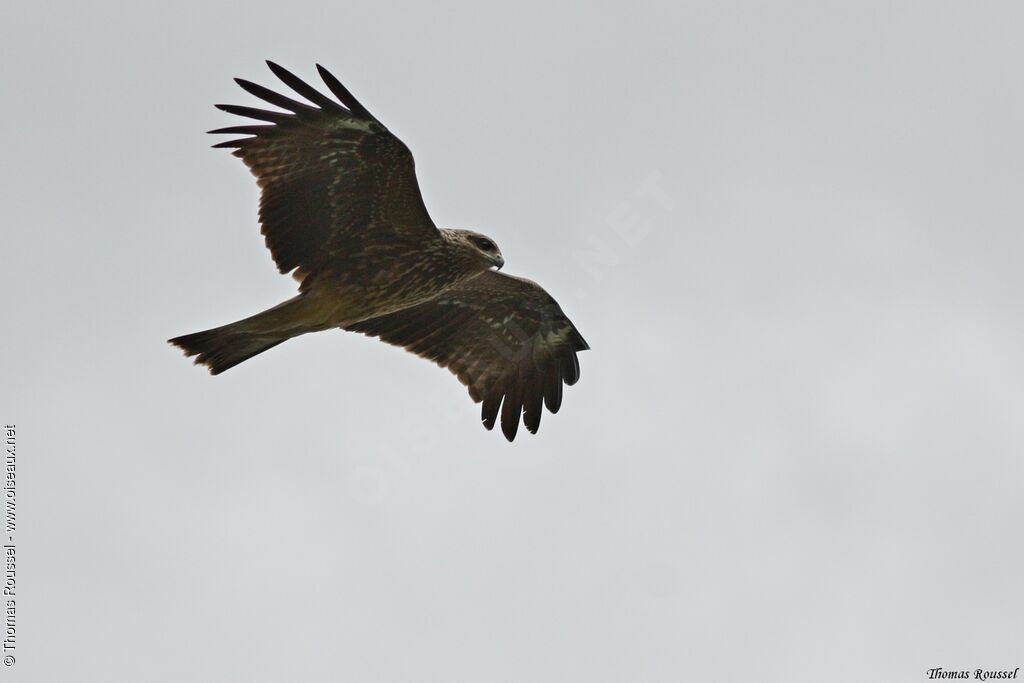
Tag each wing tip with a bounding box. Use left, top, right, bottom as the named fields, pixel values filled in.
left=315, top=63, right=375, bottom=120
left=264, top=59, right=295, bottom=82
left=501, top=420, right=519, bottom=442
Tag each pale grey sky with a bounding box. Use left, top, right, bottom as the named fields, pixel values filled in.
left=3, top=2, right=1024, bottom=681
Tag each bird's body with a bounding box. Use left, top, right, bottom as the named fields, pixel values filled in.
left=293, top=228, right=504, bottom=328
left=170, top=62, right=588, bottom=440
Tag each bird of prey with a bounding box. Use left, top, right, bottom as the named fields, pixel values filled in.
left=169, top=62, right=588, bottom=441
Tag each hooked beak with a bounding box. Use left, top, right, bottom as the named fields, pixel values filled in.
left=493, top=255, right=504, bottom=271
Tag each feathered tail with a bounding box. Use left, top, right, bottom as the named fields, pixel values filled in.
left=169, top=295, right=318, bottom=374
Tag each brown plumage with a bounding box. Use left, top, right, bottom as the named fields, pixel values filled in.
left=169, top=62, right=588, bottom=441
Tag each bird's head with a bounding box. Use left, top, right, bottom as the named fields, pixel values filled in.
left=443, top=229, right=504, bottom=272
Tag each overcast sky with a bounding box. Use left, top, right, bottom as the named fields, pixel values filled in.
left=3, top=2, right=1024, bottom=681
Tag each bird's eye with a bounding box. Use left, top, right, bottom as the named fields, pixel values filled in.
left=477, top=238, right=495, bottom=252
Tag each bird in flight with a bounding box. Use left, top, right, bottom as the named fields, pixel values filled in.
left=169, top=62, right=589, bottom=441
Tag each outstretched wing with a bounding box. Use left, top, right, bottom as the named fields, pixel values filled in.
left=211, top=62, right=438, bottom=284
left=346, top=271, right=589, bottom=441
